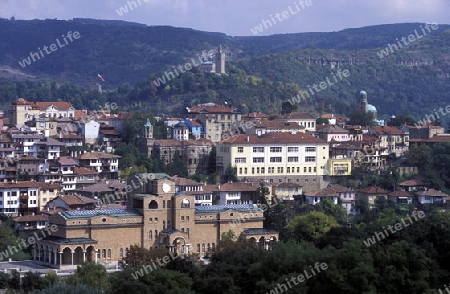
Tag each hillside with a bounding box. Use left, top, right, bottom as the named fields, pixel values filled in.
left=0, top=18, right=450, bottom=122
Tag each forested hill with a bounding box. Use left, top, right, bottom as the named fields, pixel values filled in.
left=0, top=18, right=449, bottom=85
left=0, top=18, right=450, bottom=121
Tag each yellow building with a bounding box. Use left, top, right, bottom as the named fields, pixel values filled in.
left=216, top=132, right=330, bottom=192
left=325, top=158, right=352, bottom=176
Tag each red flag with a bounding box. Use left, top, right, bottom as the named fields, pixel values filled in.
left=97, top=74, right=105, bottom=82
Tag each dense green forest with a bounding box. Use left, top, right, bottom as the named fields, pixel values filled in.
left=0, top=199, right=449, bottom=293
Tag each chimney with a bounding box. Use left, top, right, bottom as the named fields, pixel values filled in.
left=246, top=136, right=249, bottom=142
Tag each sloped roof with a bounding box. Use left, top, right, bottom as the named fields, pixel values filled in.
left=305, top=184, right=352, bottom=197
left=358, top=186, right=388, bottom=194
left=187, top=103, right=238, bottom=114
left=416, top=189, right=449, bottom=197
left=399, top=180, right=425, bottom=187
left=372, top=126, right=404, bottom=135
left=78, top=152, right=121, bottom=160
left=275, top=112, right=315, bottom=120
left=13, top=214, right=49, bottom=222
left=172, top=175, right=202, bottom=186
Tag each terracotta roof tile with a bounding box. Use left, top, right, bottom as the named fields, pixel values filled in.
left=13, top=214, right=49, bottom=222
left=416, top=189, right=449, bottom=197
left=187, top=103, right=238, bottom=114
left=275, top=112, right=315, bottom=120
left=358, top=186, right=388, bottom=194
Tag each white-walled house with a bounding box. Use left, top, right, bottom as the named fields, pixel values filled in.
left=79, top=120, right=100, bottom=145
left=416, top=189, right=449, bottom=204
left=305, top=184, right=355, bottom=214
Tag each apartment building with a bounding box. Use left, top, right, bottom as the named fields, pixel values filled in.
left=273, top=112, right=316, bottom=132
left=216, top=132, right=330, bottom=192
left=186, top=103, right=241, bottom=142
left=77, top=152, right=120, bottom=179
left=9, top=98, right=75, bottom=126
left=369, top=126, right=409, bottom=157
left=0, top=181, right=40, bottom=216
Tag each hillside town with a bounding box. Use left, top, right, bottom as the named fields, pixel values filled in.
left=0, top=87, right=448, bottom=271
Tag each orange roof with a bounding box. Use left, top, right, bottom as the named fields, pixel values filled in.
left=13, top=214, right=49, bottom=222
left=416, top=189, right=449, bottom=197
left=74, top=167, right=98, bottom=175
left=12, top=98, right=74, bottom=110
left=275, top=112, right=315, bottom=120
left=373, top=126, right=404, bottom=135
left=399, top=180, right=425, bottom=187
left=0, top=181, right=40, bottom=188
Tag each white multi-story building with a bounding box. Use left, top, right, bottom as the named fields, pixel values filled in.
left=216, top=132, right=330, bottom=192
left=273, top=113, right=316, bottom=132
left=0, top=181, right=40, bottom=216
left=77, top=152, right=120, bottom=179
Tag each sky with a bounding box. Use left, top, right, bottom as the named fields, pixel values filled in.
left=0, top=0, right=448, bottom=36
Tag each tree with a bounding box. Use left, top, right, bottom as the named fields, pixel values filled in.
left=35, top=283, right=103, bottom=294
left=315, top=198, right=348, bottom=224
left=120, top=245, right=171, bottom=269
left=288, top=211, right=339, bottom=242
left=316, top=117, right=330, bottom=125
left=22, top=271, right=47, bottom=292
left=349, top=110, right=375, bottom=126
left=256, top=182, right=270, bottom=204
left=387, top=115, right=416, bottom=126
left=67, top=262, right=109, bottom=291
left=223, top=166, right=238, bottom=183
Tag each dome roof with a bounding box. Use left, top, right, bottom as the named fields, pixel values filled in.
left=366, top=104, right=377, bottom=112
left=360, top=90, right=367, bottom=96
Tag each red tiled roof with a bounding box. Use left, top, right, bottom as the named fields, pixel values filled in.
left=242, top=112, right=267, bottom=119
left=73, top=167, right=98, bottom=175
left=221, top=132, right=326, bottom=144
left=398, top=180, right=425, bottom=187
left=59, top=194, right=98, bottom=206
left=0, top=181, right=40, bottom=188
left=58, top=157, right=77, bottom=166
left=373, top=126, right=404, bottom=135
left=275, top=112, right=315, bottom=120
left=305, top=184, right=352, bottom=197
left=12, top=99, right=74, bottom=111
left=216, top=182, right=258, bottom=192
left=172, top=175, right=202, bottom=186
left=13, top=214, right=49, bottom=222
left=416, top=189, right=449, bottom=197
left=74, top=110, right=88, bottom=118
left=78, top=152, right=121, bottom=160
left=318, top=125, right=349, bottom=134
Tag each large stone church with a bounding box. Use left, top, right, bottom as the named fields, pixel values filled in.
left=34, top=173, right=278, bottom=269
left=140, top=118, right=214, bottom=175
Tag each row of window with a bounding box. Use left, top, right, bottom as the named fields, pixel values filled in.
left=197, top=243, right=215, bottom=253
left=0, top=191, right=38, bottom=197
left=237, top=146, right=317, bottom=153
left=239, top=166, right=318, bottom=175
left=235, top=156, right=316, bottom=164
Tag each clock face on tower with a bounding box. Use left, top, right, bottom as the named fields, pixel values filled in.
left=162, top=183, right=171, bottom=193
